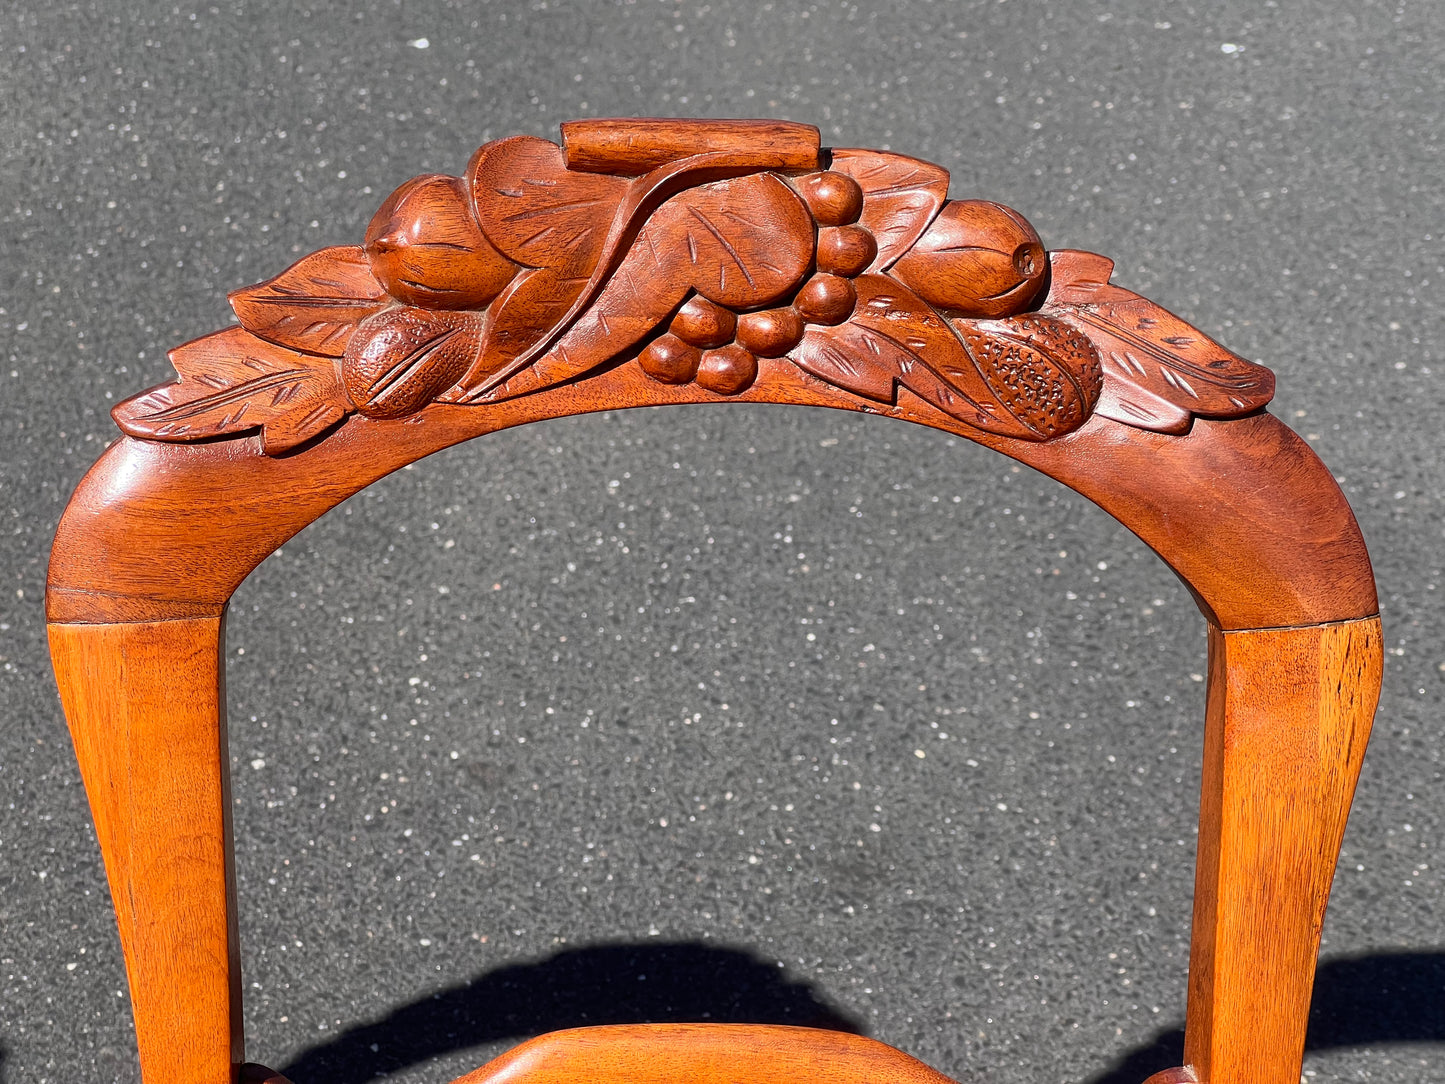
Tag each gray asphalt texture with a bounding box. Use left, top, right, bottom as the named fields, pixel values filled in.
left=2, top=2, right=1442, bottom=1082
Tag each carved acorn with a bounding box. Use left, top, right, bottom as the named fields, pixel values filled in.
left=364, top=174, right=518, bottom=310
left=891, top=200, right=1047, bottom=319
left=343, top=308, right=484, bottom=419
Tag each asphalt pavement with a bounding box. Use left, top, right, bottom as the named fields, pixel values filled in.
left=2, top=2, right=1442, bottom=1082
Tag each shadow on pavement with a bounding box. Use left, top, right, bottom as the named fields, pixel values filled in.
left=279, top=946, right=1445, bottom=1083
left=1085, top=949, right=1445, bottom=1083
left=278, top=940, right=859, bottom=1082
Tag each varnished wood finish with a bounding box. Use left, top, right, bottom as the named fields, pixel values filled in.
left=1186, top=617, right=1382, bottom=1084
left=49, top=617, right=240, bottom=1084
left=452, top=1025, right=955, bottom=1084
left=47, top=120, right=1383, bottom=1084
left=49, top=392, right=1374, bottom=633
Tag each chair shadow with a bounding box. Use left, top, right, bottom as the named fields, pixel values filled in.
left=278, top=940, right=860, bottom=1082
left=278, top=946, right=1445, bottom=1083
left=1084, top=949, right=1445, bottom=1084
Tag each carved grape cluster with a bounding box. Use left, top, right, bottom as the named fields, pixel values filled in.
left=638, top=170, right=877, bottom=396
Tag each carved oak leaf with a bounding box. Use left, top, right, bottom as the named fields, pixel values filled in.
left=112, top=326, right=349, bottom=453
left=469, top=172, right=814, bottom=403
left=828, top=149, right=949, bottom=272
left=228, top=246, right=389, bottom=358
left=793, top=274, right=1036, bottom=440
left=1043, top=249, right=1275, bottom=434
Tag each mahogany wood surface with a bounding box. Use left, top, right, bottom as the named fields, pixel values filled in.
left=45, top=119, right=1384, bottom=1084
left=47, top=399, right=1372, bottom=633
left=452, top=1024, right=957, bottom=1084
left=560, top=118, right=822, bottom=174
left=1185, top=617, right=1382, bottom=1084
left=48, top=617, right=241, bottom=1084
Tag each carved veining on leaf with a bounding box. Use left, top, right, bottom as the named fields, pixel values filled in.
left=113, top=327, right=348, bottom=453
left=114, top=121, right=1278, bottom=456
left=465, top=171, right=813, bottom=404
left=1042, top=249, right=1275, bottom=433
left=469, top=136, right=632, bottom=273
left=228, top=246, right=389, bottom=358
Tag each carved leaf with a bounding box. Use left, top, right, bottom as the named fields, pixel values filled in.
left=829, top=149, right=949, bottom=272
left=460, top=172, right=814, bottom=403
left=113, top=326, right=349, bottom=453
left=468, top=136, right=631, bottom=272
left=793, top=275, right=1035, bottom=439
left=228, top=246, right=389, bottom=358
left=1043, top=249, right=1275, bottom=433
left=1041, top=250, right=1128, bottom=305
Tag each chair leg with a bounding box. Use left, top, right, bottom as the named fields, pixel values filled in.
left=49, top=616, right=241, bottom=1084
left=1183, top=617, right=1381, bottom=1084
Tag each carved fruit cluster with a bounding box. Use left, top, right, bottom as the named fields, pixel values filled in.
left=637, top=170, right=877, bottom=396
left=112, top=123, right=1277, bottom=456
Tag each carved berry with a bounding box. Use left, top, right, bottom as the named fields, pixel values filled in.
left=795, top=171, right=864, bottom=227
left=670, top=296, right=737, bottom=349
left=735, top=307, right=805, bottom=358
left=696, top=344, right=758, bottom=395
left=365, top=174, right=518, bottom=310
left=795, top=274, right=856, bottom=326
left=343, top=308, right=483, bottom=419
left=638, top=334, right=702, bottom=385
left=816, top=225, right=877, bottom=277
left=890, top=199, right=1047, bottom=319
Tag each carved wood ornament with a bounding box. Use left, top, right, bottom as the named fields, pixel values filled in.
left=114, top=118, right=1272, bottom=451
left=48, top=120, right=1381, bottom=1084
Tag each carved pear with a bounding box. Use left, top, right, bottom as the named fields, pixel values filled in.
left=364, top=174, right=517, bottom=310
left=891, top=199, right=1047, bottom=318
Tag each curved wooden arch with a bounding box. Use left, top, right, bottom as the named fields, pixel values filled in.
left=48, top=120, right=1381, bottom=1084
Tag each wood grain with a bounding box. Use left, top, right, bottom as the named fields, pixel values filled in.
left=1184, top=616, right=1382, bottom=1084
left=451, top=1024, right=955, bottom=1084
left=51, top=388, right=1376, bottom=633
left=49, top=617, right=240, bottom=1084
